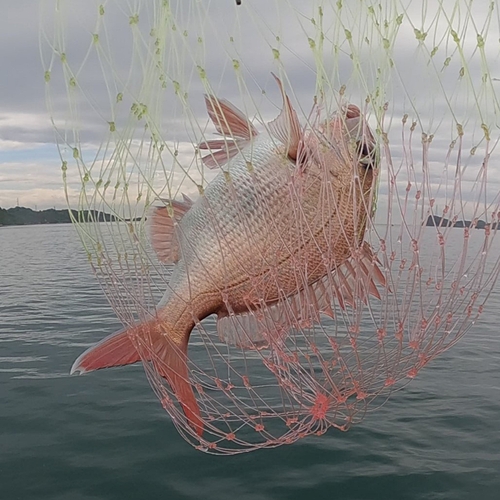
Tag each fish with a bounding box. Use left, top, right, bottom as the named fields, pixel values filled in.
left=70, top=75, right=384, bottom=437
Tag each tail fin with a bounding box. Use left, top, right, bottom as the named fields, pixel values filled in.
left=157, top=345, right=204, bottom=437
left=70, top=328, right=141, bottom=375
left=70, top=321, right=204, bottom=436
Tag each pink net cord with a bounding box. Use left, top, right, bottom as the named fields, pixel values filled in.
left=87, top=107, right=500, bottom=454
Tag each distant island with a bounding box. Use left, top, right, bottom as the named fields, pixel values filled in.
left=425, top=214, right=498, bottom=229
left=0, top=206, right=119, bottom=226
left=1, top=206, right=495, bottom=230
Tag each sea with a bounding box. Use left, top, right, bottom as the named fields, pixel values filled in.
left=1, top=223, right=499, bottom=500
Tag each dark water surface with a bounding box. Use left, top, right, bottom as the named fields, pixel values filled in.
left=1, top=224, right=499, bottom=500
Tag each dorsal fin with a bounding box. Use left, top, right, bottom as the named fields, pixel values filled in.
left=267, top=73, right=303, bottom=160
left=329, top=242, right=387, bottom=307
left=200, top=96, right=258, bottom=168
left=198, top=139, right=246, bottom=169
left=204, top=95, right=258, bottom=140
left=148, top=195, right=193, bottom=263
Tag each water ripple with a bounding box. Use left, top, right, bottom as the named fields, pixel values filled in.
left=1, top=224, right=500, bottom=500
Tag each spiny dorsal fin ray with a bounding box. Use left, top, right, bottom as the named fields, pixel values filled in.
left=267, top=73, right=302, bottom=161
left=199, top=139, right=245, bottom=169
left=329, top=242, right=387, bottom=308
left=204, top=95, right=258, bottom=139
left=200, top=95, right=258, bottom=168
left=148, top=195, right=193, bottom=263
left=217, top=244, right=387, bottom=350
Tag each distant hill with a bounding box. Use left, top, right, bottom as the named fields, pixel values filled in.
left=425, top=214, right=498, bottom=229
left=2, top=207, right=494, bottom=229
left=0, top=206, right=119, bottom=226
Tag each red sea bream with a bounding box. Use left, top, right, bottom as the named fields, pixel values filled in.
left=71, top=76, right=383, bottom=436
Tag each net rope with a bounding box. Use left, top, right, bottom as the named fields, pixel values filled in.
left=41, top=0, right=500, bottom=454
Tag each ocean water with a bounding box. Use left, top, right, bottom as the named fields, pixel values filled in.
left=1, top=223, right=500, bottom=500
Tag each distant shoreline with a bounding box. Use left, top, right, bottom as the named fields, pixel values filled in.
left=425, top=214, right=497, bottom=229
left=0, top=206, right=127, bottom=227
left=1, top=206, right=492, bottom=229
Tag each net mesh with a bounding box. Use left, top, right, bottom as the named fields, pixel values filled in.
left=41, top=0, right=500, bottom=454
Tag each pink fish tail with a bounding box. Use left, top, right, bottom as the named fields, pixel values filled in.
left=70, top=326, right=143, bottom=375
left=71, top=320, right=204, bottom=437
left=158, top=346, right=204, bottom=437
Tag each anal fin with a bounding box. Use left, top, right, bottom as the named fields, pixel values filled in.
left=217, top=243, right=387, bottom=350
left=217, top=283, right=334, bottom=350
left=329, top=242, right=387, bottom=308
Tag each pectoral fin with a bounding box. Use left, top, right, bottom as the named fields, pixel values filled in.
left=148, top=195, right=193, bottom=263
left=343, top=105, right=377, bottom=168
left=204, top=95, right=258, bottom=139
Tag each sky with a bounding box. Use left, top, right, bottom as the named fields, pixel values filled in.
left=1, top=0, right=500, bottom=219
left=1, top=1, right=62, bottom=209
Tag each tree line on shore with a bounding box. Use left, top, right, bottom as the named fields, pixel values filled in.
left=425, top=214, right=496, bottom=229
left=0, top=206, right=493, bottom=229
left=0, top=206, right=117, bottom=226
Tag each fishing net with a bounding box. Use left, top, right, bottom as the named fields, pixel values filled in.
left=41, top=0, right=500, bottom=454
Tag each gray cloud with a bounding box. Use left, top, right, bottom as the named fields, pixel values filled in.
left=1, top=0, right=499, bottom=216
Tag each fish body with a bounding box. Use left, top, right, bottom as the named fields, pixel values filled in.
left=165, top=136, right=371, bottom=317
left=71, top=78, right=379, bottom=437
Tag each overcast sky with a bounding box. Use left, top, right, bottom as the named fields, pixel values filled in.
left=0, top=1, right=56, bottom=209
left=1, top=0, right=500, bottom=218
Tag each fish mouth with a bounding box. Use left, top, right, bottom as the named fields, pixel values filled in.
left=358, top=141, right=377, bottom=169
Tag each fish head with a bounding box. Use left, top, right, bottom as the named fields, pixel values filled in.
left=297, top=104, right=378, bottom=242
left=324, top=104, right=376, bottom=167
left=300, top=104, right=377, bottom=185
left=341, top=104, right=377, bottom=170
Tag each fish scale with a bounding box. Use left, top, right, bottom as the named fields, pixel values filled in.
left=163, top=136, right=372, bottom=325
